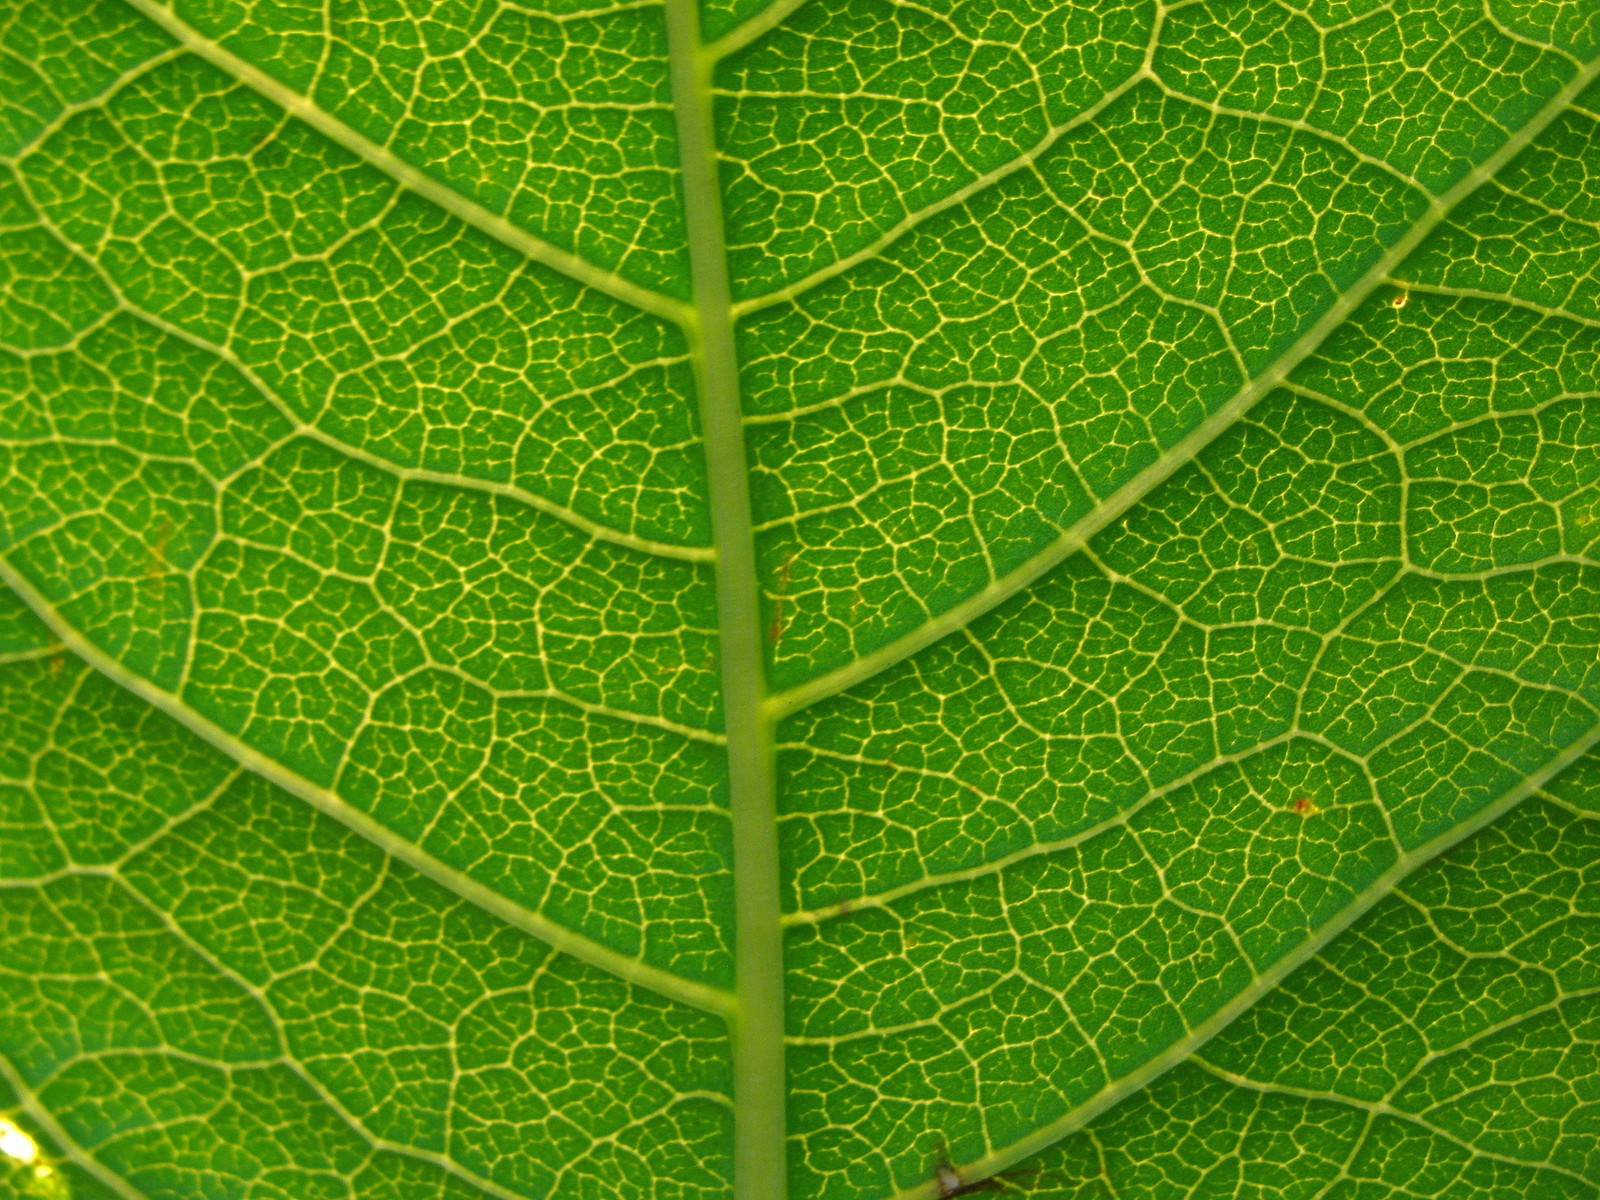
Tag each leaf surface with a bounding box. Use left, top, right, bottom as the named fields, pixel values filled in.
left=1, top=1, right=1598, bottom=1198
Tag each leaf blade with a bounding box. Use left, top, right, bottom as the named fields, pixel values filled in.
left=4, top=2, right=1600, bottom=1199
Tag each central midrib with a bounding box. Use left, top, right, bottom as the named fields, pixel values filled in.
left=662, top=4, right=789, bottom=1200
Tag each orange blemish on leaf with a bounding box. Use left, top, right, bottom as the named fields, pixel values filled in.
left=1293, top=796, right=1319, bottom=816
left=768, top=553, right=794, bottom=647
left=1392, top=292, right=1407, bottom=308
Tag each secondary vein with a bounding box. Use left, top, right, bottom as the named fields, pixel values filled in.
left=876, top=715, right=1600, bottom=1200
left=0, top=1056, right=155, bottom=1200
left=704, top=0, right=817, bottom=62
left=6, top=164, right=714, bottom=564
left=767, top=49, right=1600, bottom=723
left=117, top=0, right=694, bottom=328
left=0, top=563, right=737, bottom=1021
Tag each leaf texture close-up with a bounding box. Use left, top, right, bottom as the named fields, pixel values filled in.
left=1, top=0, right=1599, bottom=1197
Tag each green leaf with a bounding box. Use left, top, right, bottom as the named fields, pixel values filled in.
left=1, top=1, right=1597, bottom=1198
left=975, top=769, right=1600, bottom=1198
